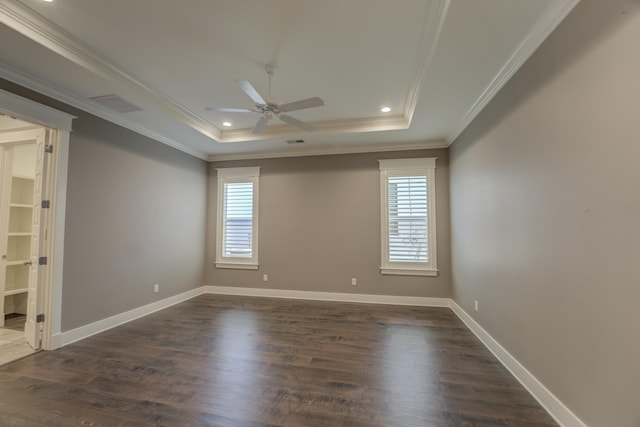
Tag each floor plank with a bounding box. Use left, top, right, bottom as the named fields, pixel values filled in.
left=0, top=328, right=36, bottom=366
left=0, top=294, right=558, bottom=426
left=4, top=314, right=26, bottom=332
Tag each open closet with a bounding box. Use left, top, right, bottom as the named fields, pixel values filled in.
left=2, top=145, right=35, bottom=328
left=0, top=115, right=46, bottom=361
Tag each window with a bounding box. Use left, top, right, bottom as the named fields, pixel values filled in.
left=216, top=167, right=260, bottom=269
left=379, top=158, right=437, bottom=276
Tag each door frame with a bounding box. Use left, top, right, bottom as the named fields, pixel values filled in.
left=0, top=133, right=44, bottom=335
left=0, top=88, right=75, bottom=350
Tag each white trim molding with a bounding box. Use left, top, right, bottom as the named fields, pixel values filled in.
left=52, top=286, right=449, bottom=348
left=0, top=0, right=221, bottom=144
left=403, top=0, right=450, bottom=125
left=0, top=0, right=446, bottom=150
left=44, top=284, right=586, bottom=427
left=0, top=63, right=208, bottom=161
left=450, top=301, right=587, bottom=427
left=381, top=268, right=438, bottom=277
left=207, top=140, right=447, bottom=162
left=215, top=166, right=261, bottom=269
left=379, top=157, right=438, bottom=276
left=446, top=0, right=582, bottom=144
left=54, top=287, right=206, bottom=348
left=0, top=87, right=74, bottom=131
left=214, top=263, right=259, bottom=270
left=0, top=89, right=75, bottom=352
left=206, top=286, right=450, bottom=307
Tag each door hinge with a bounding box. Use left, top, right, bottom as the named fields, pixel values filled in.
left=36, top=314, right=45, bottom=323
left=39, top=256, right=48, bottom=265
left=44, top=144, right=54, bottom=153
left=41, top=200, right=50, bottom=209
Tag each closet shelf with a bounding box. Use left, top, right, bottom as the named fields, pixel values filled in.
left=7, top=233, right=31, bottom=237
left=10, top=203, right=32, bottom=209
left=4, top=288, right=28, bottom=297
left=5, top=260, right=31, bottom=266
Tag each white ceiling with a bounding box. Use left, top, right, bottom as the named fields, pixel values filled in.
left=0, top=0, right=579, bottom=161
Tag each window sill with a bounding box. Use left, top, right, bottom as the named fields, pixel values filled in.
left=381, top=268, right=438, bottom=277
left=215, top=262, right=259, bottom=270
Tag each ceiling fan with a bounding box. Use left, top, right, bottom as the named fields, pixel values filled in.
left=206, top=64, right=324, bottom=134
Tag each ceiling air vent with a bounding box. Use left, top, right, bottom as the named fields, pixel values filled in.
left=90, top=95, right=142, bottom=113
left=286, top=139, right=305, bottom=144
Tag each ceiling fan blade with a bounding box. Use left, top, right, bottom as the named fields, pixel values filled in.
left=234, top=79, right=267, bottom=105
left=205, top=107, right=257, bottom=113
left=278, top=97, right=324, bottom=113
left=252, top=116, right=270, bottom=134
left=279, top=114, right=315, bottom=131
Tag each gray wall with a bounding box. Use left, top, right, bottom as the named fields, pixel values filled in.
left=207, top=149, right=451, bottom=298
left=0, top=79, right=208, bottom=332
left=449, top=1, right=640, bottom=426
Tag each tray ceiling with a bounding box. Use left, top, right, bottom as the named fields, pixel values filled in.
left=0, top=0, right=579, bottom=160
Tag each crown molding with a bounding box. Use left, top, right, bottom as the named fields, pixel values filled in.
left=217, top=0, right=449, bottom=142
left=0, top=0, right=222, bottom=141
left=1, top=0, right=577, bottom=158
left=207, top=140, right=447, bottom=162
left=402, top=0, right=450, bottom=126
left=0, top=63, right=208, bottom=160
left=446, top=0, right=581, bottom=145
left=0, top=0, right=445, bottom=148
left=218, top=115, right=409, bottom=143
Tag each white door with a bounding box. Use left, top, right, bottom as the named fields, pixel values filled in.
left=0, top=128, right=46, bottom=348
left=24, top=130, right=47, bottom=349
left=0, top=145, right=8, bottom=327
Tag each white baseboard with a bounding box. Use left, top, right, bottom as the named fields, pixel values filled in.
left=450, top=301, right=586, bottom=427
left=205, top=285, right=451, bottom=307
left=50, top=332, right=63, bottom=350
left=52, top=286, right=446, bottom=350
left=58, top=286, right=206, bottom=347
left=49, top=284, right=583, bottom=427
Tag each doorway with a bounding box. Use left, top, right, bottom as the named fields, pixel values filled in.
left=0, top=88, right=73, bottom=357
left=0, top=116, right=48, bottom=364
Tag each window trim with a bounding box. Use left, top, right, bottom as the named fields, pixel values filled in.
left=215, top=166, right=260, bottom=270
left=379, top=158, right=438, bottom=277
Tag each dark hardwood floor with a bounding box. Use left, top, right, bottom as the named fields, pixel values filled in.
left=0, top=295, right=557, bottom=426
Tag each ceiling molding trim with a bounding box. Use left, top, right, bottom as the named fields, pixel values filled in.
left=0, top=63, right=208, bottom=160
left=445, top=0, right=582, bottom=145
left=219, top=115, right=409, bottom=143
left=0, top=0, right=222, bottom=142
left=207, top=140, right=448, bottom=162
left=402, top=0, right=450, bottom=125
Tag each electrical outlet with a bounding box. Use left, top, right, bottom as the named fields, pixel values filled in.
left=474, top=300, right=479, bottom=312
left=351, top=278, right=357, bottom=286
left=263, top=274, right=268, bottom=282
left=154, top=283, right=159, bottom=293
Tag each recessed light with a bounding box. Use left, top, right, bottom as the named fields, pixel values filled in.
left=42, top=0, right=54, bottom=2
left=380, top=106, right=391, bottom=113
left=222, top=121, right=232, bottom=127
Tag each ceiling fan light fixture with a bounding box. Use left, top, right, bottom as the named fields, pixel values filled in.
left=380, top=106, right=391, bottom=113
left=206, top=67, right=324, bottom=134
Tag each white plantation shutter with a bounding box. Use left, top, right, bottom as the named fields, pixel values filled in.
left=387, top=176, right=428, bottom=262
left=216, top=167, right=260, bottom=269
left=379, top=158, right=437, bottom=276
left=222, top=182, right=254, bottom=258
